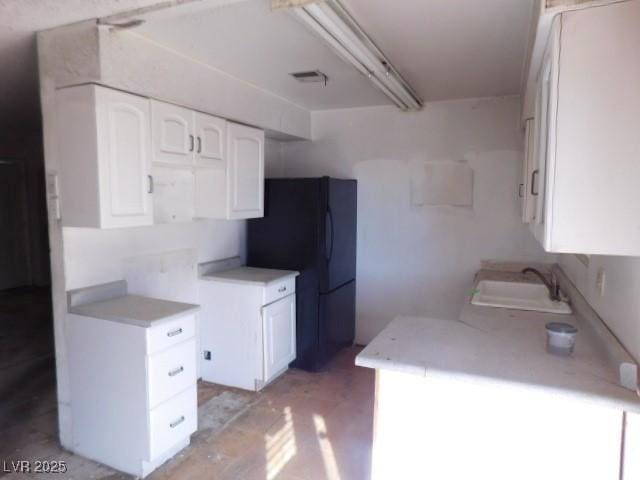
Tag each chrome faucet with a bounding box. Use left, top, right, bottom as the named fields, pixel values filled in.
left=521, top=268, right=561, bottom=302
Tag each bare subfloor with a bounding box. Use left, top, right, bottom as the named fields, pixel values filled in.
left=2, top=345, right=374, bottom=480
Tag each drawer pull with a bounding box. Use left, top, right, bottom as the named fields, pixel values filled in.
left=167, top=327, right=183, bottom=338
left=168, top=366, right=184, bottom=377
left=278, top=286, right=287, bottom=293
left=169, top=416, right=185, bottom=428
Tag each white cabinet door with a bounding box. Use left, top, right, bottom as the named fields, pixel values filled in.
left=97, top=87, right=153, bottom=228
left=193, top=112, right=226, bottom=219
left=194, top=112, right=225, bottom=167
left=262, top=295, right=296, bottom=384
left=56, top=85, right=153, bottom=228
left=151, top=101, right=194, bottom=166
left=521, top=119, right=535, bottom=223
left=227, top=122, right=264, bottom=219
left=529, top=18, right=559, bottom=247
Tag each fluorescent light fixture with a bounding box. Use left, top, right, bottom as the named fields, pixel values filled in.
left=292, top=0, right=423, bottom=111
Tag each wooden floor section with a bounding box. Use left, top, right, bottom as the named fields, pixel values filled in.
left=154, top=346, right=374, bottom=480
left=1, top=344, right=374, bottom=480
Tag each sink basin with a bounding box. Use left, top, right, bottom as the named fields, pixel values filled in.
left=471, top=280, right=572, bottom=314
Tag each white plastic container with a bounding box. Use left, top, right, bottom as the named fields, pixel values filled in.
left=545, top=322, right=578, bottom=356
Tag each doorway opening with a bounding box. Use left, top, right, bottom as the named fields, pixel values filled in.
left=0, top=134, right=56, bottom=459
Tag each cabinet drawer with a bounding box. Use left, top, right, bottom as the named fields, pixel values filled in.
left=148, top=385, right=197, bottom=460
left=147, top=338, right=197, bottom=409
left=146, top=315, right=196, bottom=355
left=264, top=277, right=296, bottom=305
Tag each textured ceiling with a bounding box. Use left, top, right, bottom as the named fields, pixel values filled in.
left=137, top=0, right=389, bottom=111
left=0, top=0, right=534, bottom=131
left=139, top=0, right=534, bottom=110
left=0, top=0, right=172, bottom=131
left=340, top=0, right=535, bottom=102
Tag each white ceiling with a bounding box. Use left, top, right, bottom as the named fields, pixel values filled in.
left=137, top=0, right=389, bottom=111
left=341, top=0, right=535, bottom=102
left=139, top=0, right=534, bottom=109
left=0, top=0, right=534, bottom=131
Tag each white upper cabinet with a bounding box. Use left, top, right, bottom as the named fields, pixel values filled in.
left=151, top=101, right=194, bottom=166
left=195, top=112, right=226, bottom=167
left=56, top=85, right=153, bottom=228
left=56, top=91, right=263, bottom=227
left=227, top=122, right=264, bottom=219
left=528, top=1, right=640, bottom=255
left=195, top=122, right=264, bottom=220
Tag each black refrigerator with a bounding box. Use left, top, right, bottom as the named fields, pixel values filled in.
left=247, top=177, right=357, bottom=371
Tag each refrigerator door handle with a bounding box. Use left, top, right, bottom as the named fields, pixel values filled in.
left=325, top=208, right=335, bottom=262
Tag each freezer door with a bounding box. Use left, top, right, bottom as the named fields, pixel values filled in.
left=318, top=280, right=356, bottom=367
left=289, top=285, right=321, bottom=371
left=320, top=177, right=357, bottom=293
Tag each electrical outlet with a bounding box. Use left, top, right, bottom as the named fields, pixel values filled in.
left=596, top=267, right=606, bottom=297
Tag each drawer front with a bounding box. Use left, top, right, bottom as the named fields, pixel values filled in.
left=147, top=314, right=196, bottom=355
left=147, top=338, right=197, bottom=409
left=264, top=277, right=296, bottom=305
left=148, top=385, right=197, bottom=460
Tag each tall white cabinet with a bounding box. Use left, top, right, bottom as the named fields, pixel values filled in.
left=523, top=1, right=640, bottom=255
left=56, top=85, right=153, bottom=228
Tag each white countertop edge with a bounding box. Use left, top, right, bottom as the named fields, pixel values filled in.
left=356, top=352, right=640, bottom=413
left=69, top=303, right=200, bottom=328
left=198, top=270, right=300, bottom=286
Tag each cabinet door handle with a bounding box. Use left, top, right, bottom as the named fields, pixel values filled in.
left=168, top=366, right=184, bottom=377
left=531, top=169, right=539, bottom=196
left=197, top=136, right=202, bottom=154
left=518, top=183, right=524, bottom=198
left=147, top=175, right=154, bottom=194
left=189, top=134, right=194, bottom=152
left=169, top=416, right=185, bottom=428
left=278, top=286, right=287, bottom=293
left=167, top=327, right=183, bottom=338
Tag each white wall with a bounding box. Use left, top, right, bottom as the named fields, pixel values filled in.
left=560, top=254, right=640, bottom=361
left=63, top=221, right=245, bottom=293
left=268, top=96, right=554, bottom=344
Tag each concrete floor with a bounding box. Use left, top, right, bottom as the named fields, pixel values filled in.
left=1, top=303, right=374, bottom=480
left=0, top=286, right=57, bottom=469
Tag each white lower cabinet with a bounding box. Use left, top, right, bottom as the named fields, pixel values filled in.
left=66, top=312, right=197, bottom=478
left=262, top=295, right=296, bottom=382
left=199, top=269, right=298, bottom=391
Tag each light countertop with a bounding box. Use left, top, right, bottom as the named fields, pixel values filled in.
left=69, top=294, right=200, bottom=328
left=200, top=266, right=299, bottom=286
left=356, top=269, right=640, bottom=413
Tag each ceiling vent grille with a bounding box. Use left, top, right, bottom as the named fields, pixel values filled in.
left=290, top=70, right=329, bottom=85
